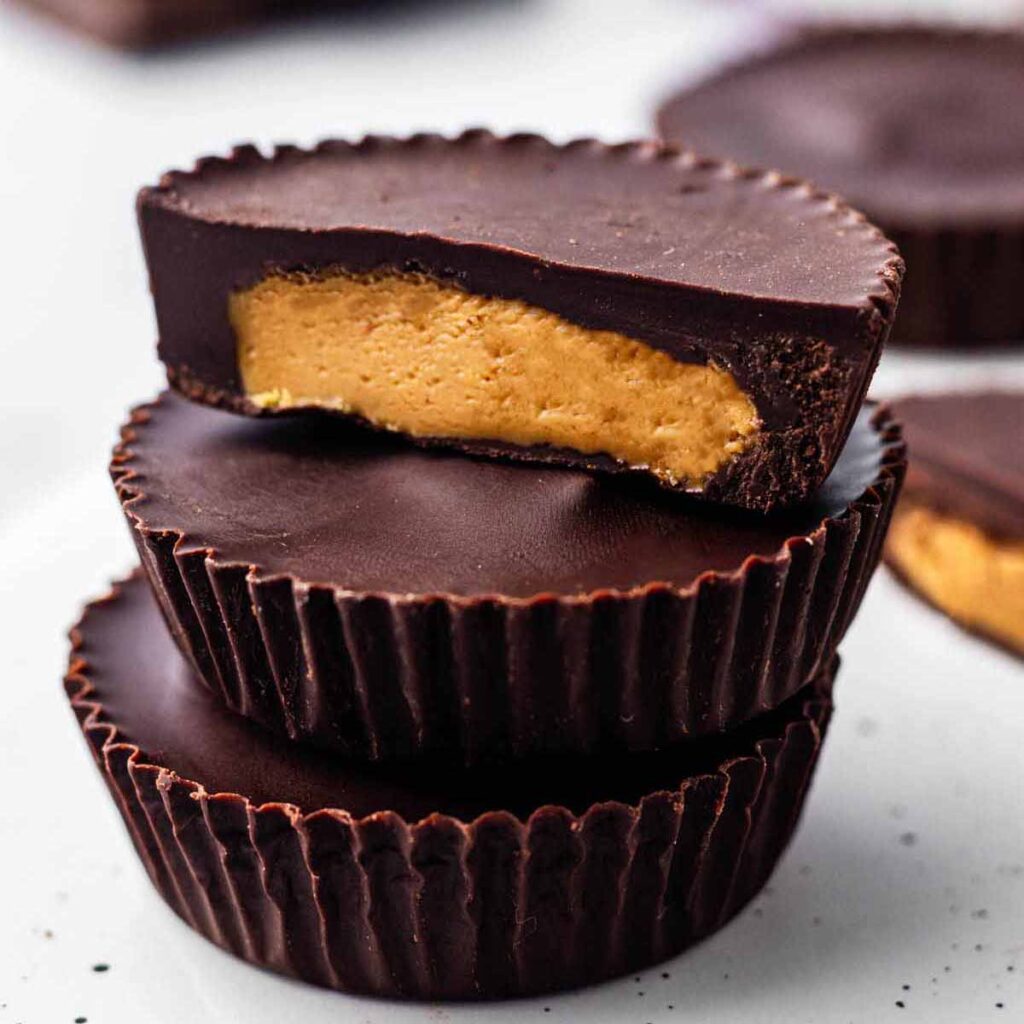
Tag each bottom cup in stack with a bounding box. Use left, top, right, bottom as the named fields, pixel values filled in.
left=67, top=572, right=835, bottom=1000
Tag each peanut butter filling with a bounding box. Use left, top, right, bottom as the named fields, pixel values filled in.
left=231, top=271, right=760, bottom=488
left=886, top=501, right=1024, bottom=654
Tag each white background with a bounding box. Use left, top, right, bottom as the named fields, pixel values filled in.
left=1, top=1, right=1023, bottom=1022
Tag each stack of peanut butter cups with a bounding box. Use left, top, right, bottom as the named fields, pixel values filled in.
left=66, top=132, right=906, bottom=1000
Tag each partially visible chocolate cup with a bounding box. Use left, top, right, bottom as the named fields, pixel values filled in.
left=884, top=390, right=1024, bottom=658
left=656, top=25, right=1024, bottom=349
left=111, top=391, right=903, bottom=764
left=12, top=0, right=344, bottom=49
left=67, top=573, right=836, bottom=1000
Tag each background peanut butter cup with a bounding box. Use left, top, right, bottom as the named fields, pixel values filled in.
left=66, top=573, right=835, bottom=1000
left=111, top=391, right=903, bottom=764
left=883, top=390, right=1024, bottom=659
left=655, top=25, right=1024, bottom=349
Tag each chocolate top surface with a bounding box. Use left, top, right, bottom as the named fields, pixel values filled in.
left=656, top=26, right=1024, bottom=226
left=118, top=392, right=889, bottom=599
left=892, top=390, right=1024, bottom=539
left=74, top=574, right=825, bottom=820
left=144, top=132, right=895, bottom=312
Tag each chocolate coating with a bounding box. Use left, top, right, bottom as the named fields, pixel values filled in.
left=139, top=132, right=902, bottom=511
left=656, top=26, right=1024, bottom=347
left=890, top=391, right=1024, bottom=540
left=73, top=572, right=827, bottom=821
left=111, top=391, right=901, bottom=763
left=657, top=26, right=1024, bottom=227
left=118, top=392, right=888, bottom=600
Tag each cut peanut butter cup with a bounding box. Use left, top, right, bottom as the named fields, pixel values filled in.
left=67, top=573, right=835, bottom=1000
left=112, top=390, right=903, bottom=763
left=884, top=390, right=1024, bottom=657
left=138, top=131, right=902, bottom=511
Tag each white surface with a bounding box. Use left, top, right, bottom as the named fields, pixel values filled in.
left=1, top=2, right=1023, bottom=1022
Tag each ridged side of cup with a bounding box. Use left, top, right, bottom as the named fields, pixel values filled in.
left=66, top=582, right=834, bottom=1000
left=112, top=398, right=900, bottom=764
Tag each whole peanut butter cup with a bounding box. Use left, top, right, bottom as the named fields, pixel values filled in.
left=656, top=25, right=1024, bottom=348
left=111, top=390, right=903, bottom=763
left=67, top=573, right=835, bottom=1000
left=139, top=131, right=902, bottom=511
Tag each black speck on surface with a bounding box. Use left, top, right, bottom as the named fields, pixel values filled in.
left=975, top=944, right=985, bottom=952
left=972, top=909, right=989, bottom=919
left=75, top=1017, right=87, bottom=1022
left=661, top=972, right=670, bottom=979
left=945, top=966, right=952, bottom=972
left=92, top=964, right=109, bottom=973
left=902, top=984, right=911, bottom=991
left=896, top=1000, right=905, bottom=1008
left=899, top=832, right=918, bottom=847
left=997, top=1003, right=1005, bottom=1009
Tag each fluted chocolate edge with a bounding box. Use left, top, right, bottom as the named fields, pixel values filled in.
left=110, top=395, right=902, bottom=763
left=66, top=581, right=834, bottom=1000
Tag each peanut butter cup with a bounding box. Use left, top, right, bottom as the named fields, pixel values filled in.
left=884, top=390, right=1024, bottom=657
left=12, top=0, right=338, bottom=48
left=656, top=25, right=1024, bottom=348
left=139, top=131, right=902, bottom=511
left=67, top=573, right=835, bottom=1000
left=112, top=390, right=903, bottom=763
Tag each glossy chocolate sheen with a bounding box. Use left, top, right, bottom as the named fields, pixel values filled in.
left=112, top=391, right=902, bottom=763
left=67, top=573, right=833, bottom=998
left=656, top=26, right=1024, bottom=348
left=891, top=391, right=1024, bottom=540
left=139, top=131, right=902, bottom=510
left=119, top=393, right=889, bottom=599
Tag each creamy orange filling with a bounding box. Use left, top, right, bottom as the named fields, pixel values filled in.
left=887, top=501, right=1024, bottom=653
left=230, top=270, right=760, bottom=488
